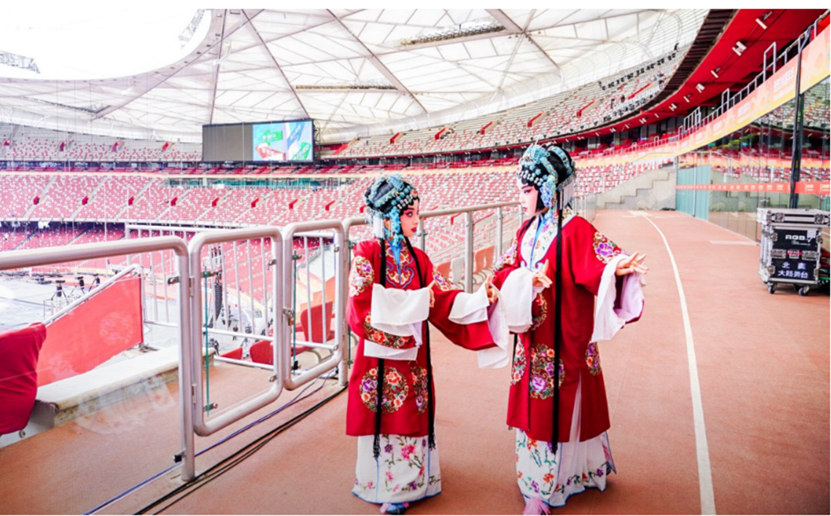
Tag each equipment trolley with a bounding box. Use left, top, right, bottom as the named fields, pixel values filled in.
left=757, top=208, right=830, bottom=296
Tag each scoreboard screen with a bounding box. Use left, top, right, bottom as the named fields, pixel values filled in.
left=202, top=119, right=314, bottom=162
left=251, top=120, right=313, bottom=162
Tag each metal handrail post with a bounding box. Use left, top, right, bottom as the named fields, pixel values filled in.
left=464, top=211, right=474, bottom=292
left=496, top=206, right=504, bottom=258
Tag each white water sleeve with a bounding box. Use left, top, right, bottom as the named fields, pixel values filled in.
left=590, top=254, right=645, bottom=342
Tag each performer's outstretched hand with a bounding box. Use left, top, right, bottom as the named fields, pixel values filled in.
left=532, top=260, right=552, bottom=289
left=615, top=252, right=649, bottom=277
left=427, top=280, right=436, bottom=307
left=484, top=275, right=499, bottom=304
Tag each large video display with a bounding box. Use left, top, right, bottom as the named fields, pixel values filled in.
left=251, top=120, right=313, bottom=162
left=202, top=119, right=314, bottom=162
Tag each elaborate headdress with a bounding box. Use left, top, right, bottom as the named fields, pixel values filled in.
left=516, top=143, right=576, bottom=216
left=363, top=174, right=419, bottom=267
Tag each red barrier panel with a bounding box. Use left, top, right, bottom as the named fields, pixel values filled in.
left=38, top=276, right=143, bottom=386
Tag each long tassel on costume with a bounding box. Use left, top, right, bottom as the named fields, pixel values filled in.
left=551, top=194, right=564, bottom=453
left=405, top=237, right=435, bottom=450
left=518, top=215, right=537, bottom=436
left=373, top=238, right=387, bottom=460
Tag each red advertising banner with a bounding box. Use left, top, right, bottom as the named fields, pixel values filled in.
left=676, top=181, right=830, bottom=195
left=583, top=28, right=830, bottom=167
left=38, top=276, right=144, bottom=386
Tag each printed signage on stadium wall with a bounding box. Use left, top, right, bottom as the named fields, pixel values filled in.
left=678, top=27, right=830, bottom=156
left=676, top=181, right=830, bottom=195
left=584, top=27, right=829, bottom=176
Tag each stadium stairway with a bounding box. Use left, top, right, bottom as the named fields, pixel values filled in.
left=595, top=165, right=676, bottom=210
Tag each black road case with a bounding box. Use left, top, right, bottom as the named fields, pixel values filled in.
left=757, top=208, right=830, bottom=296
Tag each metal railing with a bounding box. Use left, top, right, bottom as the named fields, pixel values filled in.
left=0, top=198, right=596, bottom=487
left=280, top=220, right=346, bottom=391
left=0, top=236, right=196, bottom=480
left=680, top=11, right=829, bottom=138
left=186, top=227, right=284, bottom=440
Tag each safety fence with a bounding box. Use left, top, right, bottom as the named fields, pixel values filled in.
left=0, top=199, right=548, bottom=492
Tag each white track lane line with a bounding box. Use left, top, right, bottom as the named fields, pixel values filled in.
left=641, top=212, right=716, bottom=515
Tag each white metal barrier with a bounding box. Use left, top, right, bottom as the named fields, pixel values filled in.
left=186, top=226, right=284, bottom=438
left=281, top=220, right=347, bottom=390
left=0, top=237, right=197, bottom=481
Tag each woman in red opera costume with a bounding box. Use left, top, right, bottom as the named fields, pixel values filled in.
left=488, top=144, right=648, bottom=514
left=346, top=174, right=499, bottom=515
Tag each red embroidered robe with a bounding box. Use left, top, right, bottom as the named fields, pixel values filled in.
left=346, top=238, right=495, bottom=437
left=491, top=214, right=639, bottom=442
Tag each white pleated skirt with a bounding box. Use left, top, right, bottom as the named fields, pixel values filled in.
left=352, top=433, right=441, bottom=504
left=515, top=378, right=616, bottom=507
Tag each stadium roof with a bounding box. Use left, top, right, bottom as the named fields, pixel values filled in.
left=0, top=8, right=708, bottom=144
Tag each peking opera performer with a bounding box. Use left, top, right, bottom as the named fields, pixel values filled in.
left=488, top=144, right=648, bottom=514
left=346, top=174, right=500, bottom=515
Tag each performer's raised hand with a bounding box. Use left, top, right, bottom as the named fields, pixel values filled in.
left=615, top=252, right=648, bottom=277
left=427, top=280, right=436, bottom=307
left=532, top=260, right=552, bottom=289
left=484, top=275, right=499, bottom=304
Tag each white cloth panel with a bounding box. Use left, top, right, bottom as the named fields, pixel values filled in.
left=590, top=254, right=645, bottom=342
left=370, top=283, right=430, bottom=336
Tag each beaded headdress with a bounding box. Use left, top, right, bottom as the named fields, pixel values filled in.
left=364, top=174, right=420, bottom=268
left=516, top=143, right=576, bottom=213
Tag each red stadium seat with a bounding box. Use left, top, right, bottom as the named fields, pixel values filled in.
left=297, top=301, right=335, bottom=343
left=0, top=323, right=47, bottom=435
left=249, top=340, right=274, bottom=365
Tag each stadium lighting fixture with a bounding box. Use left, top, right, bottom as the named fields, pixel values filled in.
left=755, top=17, right=768, bottom=30
left=684, top=94, right=691, bottom=103
left=710, top=68, right=719, bottom=79
left=669, top=103, right=677, bottom=111
left=695, top=83, right=705, bottom=93
left=733, top=41, right=747, bottom=56
left=401, top=20, right=504, bottom=46
left=0, top=51, right=39, bottom=73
